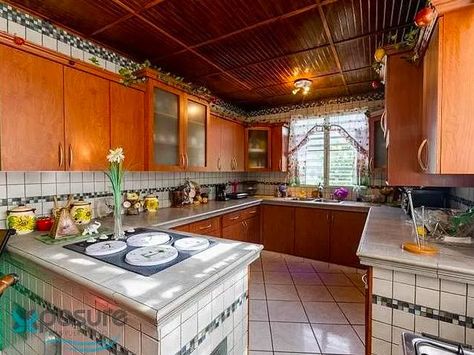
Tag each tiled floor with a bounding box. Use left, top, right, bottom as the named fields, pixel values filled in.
left=249, top=251, right=367, bottom=355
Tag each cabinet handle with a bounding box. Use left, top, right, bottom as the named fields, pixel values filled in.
left=417, top=139, right=428, bottom=172
left=217, top=157, right=221, bottom=171
left=231, top=157, right=236, bottom=170
left=380, top=111, right=386, bottom=136
left=248, top=210, right=257, bottom=214
left=185, top=154, right=189, bottom=168
left=58, top=143, right=64, bottom=168
left=199, top=224, right=212, bottom=230
left=278, top=158, right=282, bottom=171
left=361, top=273, right=368, bottom=288
left=68, top=144, right=73, bottom=168
left=234, top=157, right=238, bottom=170
left=180, top=154, right=184, bottom=167
left=244, top=221, right=248, bottom=228
left=230, top=216, right=240, bottom=221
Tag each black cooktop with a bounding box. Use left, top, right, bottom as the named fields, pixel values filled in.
left=63, top=228, right=215, bottom=276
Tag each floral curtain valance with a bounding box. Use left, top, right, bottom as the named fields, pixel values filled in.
left=288, top=112, right=370, bottom=186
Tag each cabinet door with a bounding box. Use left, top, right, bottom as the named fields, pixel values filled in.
left=0, top=45, right=65, bottom=170
left=64, top=67, right=110, bottom=171
left=222, top=222, right=244, bottom=241
left=150, top=86, right=184, bottom=170
left=262, top=205, right=294, bottom=254
left=207, top=115, right=222, bottom=171
left=329, top=211, right=367, bottom=268
left=172, top=224, right=190, bottom=232
left=220, top=119, right=235, bottom=171
left=186, top=98, right=208, bottom=169
left=246, top=215, right=260, bottom=244
left=246, top=127, right=271, bottom=170
left=294, top=208, right=330, bottom=262
left=110, top=82, right=145, bottom=171
left=232, top=122, right=245, bottom=171
left=272, top=125, right=289, bottom=172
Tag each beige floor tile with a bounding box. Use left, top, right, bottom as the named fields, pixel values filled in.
left=249, top=321, right=273, bottom=351
left=249, top=351, right=273, bottom=355
left=250, top=260, right=263, bottom=272
left=327, top=286, right=365, bottom=303
left=345, top=273, right=365, bottom=288
left=339, top=302, right=365, bottom=324
left=353, top=325, right=366, bottom=345
left=262, top=261, right=289, bottom=272
left=266, top=284, right=299, bottom=301
left=287, top=262, right=316, bottom=273
left=261, top=250, right=284, bottom=260
left=267, top=300, right=308, bottom=322
left=283, top=254, right=307, bottom=263
left=311, top=324, right=365, bottom=354
left=249, top=282, right=266, bottom=300
left=319, top=273, right=354, bottom=286
left=303, top=301, right=348, bottom=324
left=270, top=322, right=320, bottom=353
left=250, top=271, right=264, bottom=284
left=311, top=261, right=343, bottom=273
left=250, top=300, right=269, bottom=321
left=296, top=285, right=333, bottom=302
left=291, top=272, right=323, bottom=286
left=264, top=271, right=293, bottom=285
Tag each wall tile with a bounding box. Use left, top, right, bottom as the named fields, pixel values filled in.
left=7, top=172, right=25, bottom=185
left=0, top=17, right=6, bottom=32
left=440, top=279, right=467, bottom=296
left=7, top=20, right=25, bottom=37
left=373, top=268, right=393, bottom=281
left=392, top=309, right=414, bottom=331
left=393, top=283, right=415, bottom=304
left=415, top=315, right=438, bottom=337
left=372, top=320, right=391, bottom=342
left=440, top=292, right=466, bottom=315
left=25, top=172, right=41, bottom=184
left=393, top=271, right=415, bottom=285
left=7, top=184, right=25, bottom=198
left=26, top=28, right=41, bottom=45
left=42, top=35, right=57, bottom=51
left=372, top=337, right=391, bottom=355
left=373, top=278, right=392, bottom=298
left=416, top=275, right=440, bottom=290
left=416, top=287, right=440, bottom=309
left=439, top=322, right=465, bottom=344
left=372, top=304, right=392, bottom=324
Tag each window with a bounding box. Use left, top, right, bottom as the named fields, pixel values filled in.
left=290, top=113, right=368, bottom=186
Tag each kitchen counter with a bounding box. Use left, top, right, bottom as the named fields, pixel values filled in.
left=357, top=205, right=474, bottom=283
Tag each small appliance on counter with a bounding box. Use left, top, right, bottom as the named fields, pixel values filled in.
left=216, top=184, right=229, bottom=201
left=401, top=187, right=448, bottom=215
left=242, top=181, right=258, bottom=196
left=64, top=228, right=216, bottom=276
left=226, top=192, right=248, bottom=199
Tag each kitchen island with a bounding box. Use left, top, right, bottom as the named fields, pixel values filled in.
left=358, top=206, right=474, bottom=354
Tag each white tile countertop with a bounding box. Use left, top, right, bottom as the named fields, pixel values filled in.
left=357, top=205, right=474, bottom=283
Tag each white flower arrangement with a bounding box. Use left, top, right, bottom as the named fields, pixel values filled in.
left=107, top=147, right=125, bottom=164
left=105, top=147, right=125, bottom=239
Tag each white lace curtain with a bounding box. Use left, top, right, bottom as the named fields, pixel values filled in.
left=288, top=112, right=370, bottom=186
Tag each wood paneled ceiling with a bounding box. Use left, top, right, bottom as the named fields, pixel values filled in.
left=8, top=0, right=423, bottom=109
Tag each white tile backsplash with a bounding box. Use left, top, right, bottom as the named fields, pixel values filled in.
left=440, top=292, right=466, bottom=315
left=416, top=287, right=440, bottom=309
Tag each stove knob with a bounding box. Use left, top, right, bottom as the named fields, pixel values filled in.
left=86, top=237, right=97, bottom=243
left=126, top=228, right=135, bottom=233
left=98, top=234, right=109, bottom=240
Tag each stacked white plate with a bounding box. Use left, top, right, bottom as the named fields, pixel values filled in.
left=126, top=232, right=171, bottom=247
left=125, top=245, right=179, bottom=266
left=174, top=237, right=210, bottom=252
left=85, top=241, right=127, bottom=256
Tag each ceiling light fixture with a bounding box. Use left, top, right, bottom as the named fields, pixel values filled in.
left=292, top=78, right=312, bottom=95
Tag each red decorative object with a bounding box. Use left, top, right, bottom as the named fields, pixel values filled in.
left=415, top=6, right=435, bottom=27
left=36, top=217, right=54, bottom=232
left=13, top=36, right=25, bottom=46
left=371, top=80, right=382, bottom=89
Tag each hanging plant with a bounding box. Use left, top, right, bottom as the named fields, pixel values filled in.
left=118, top=60, right=150, bottom=86
left=88, top=56, right=100, bottom=66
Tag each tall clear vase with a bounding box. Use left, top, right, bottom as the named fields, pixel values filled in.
left=112, top=194, right=124, bottom=240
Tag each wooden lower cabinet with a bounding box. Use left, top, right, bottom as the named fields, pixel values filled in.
left=329, top=210, right=367, bottom=268
left=294, top=208, right=330, bottom=262
left=246, top=215, right=260, bottom=243
left=222, top=222, right=244, bottom=241
left=172, top=224, right=190, bottom=232
left=262, top=205, right=295, bottom=254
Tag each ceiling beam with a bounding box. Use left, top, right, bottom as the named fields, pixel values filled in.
left=104, top=0, right=254, bottom=91
left=189, top=23, right=412, bottom=81
left=316, top=0, right=349, bottom=95
left=153, top=0, right=339, bottom=61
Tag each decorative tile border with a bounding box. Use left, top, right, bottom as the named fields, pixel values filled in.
left=372, top=294, right=474, bottom=329
left=178, top=292, right=248, bottom=355
left=1, top=272, right=136, bottom=355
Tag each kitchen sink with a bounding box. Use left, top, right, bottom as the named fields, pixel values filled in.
left=290, top=197, right=342, bottom=203
left=402, top=332, right=474, bottom=355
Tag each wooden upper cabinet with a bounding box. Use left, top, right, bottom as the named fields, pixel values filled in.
left=0, top=45, right=65, bottom=171
left=185, top=97, right=209, bottom=170
left=64, top=67, right=110, bottom=171
left=294, top=207, right=330, bottom=262
left=271, top=125, right=289, bottom=172
left=208, top=115, right=223, bottom=171
left=246, top=127, right=272, bottom=171
left=420, top=9, right=474, bottom=174
left=219, top=118, right=237, bottom=171
left=232, top=122, right=245, bottom=172
left=110, top=82, right=145, bottom=171
left=146, top=82, right=184, bottom=171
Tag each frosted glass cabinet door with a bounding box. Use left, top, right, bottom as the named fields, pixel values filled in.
left=247, top=129, right=270, bottom=169
left=186, top=100, right=207, bottom=168
left=153, top=88, right=180, bottom=166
